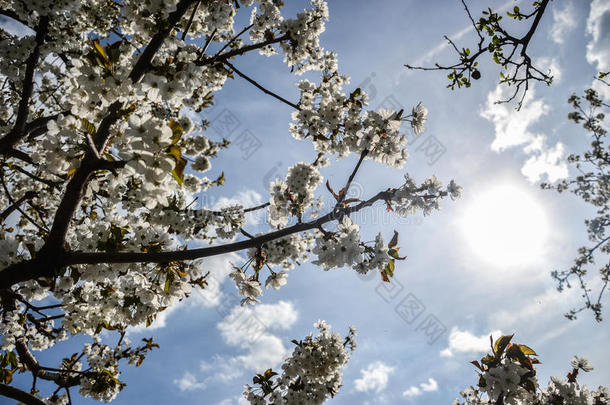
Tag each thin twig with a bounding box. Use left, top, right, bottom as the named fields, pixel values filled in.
left=224, top=60, right=300, bottom=110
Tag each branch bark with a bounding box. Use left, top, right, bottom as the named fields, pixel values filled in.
left=0, top=383, right=48, bottom=405
left=0, top=190, right=394, bottom=288
left=0, top=16, right=49, bottom=155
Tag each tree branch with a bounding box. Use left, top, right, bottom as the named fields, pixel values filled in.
left=129, top=0, right=198, bottom=83
left=0, top=190, right=395, bottom=287
left=64, top=190, right=393, bottom=265
left=0, top=16, right=49, bottom=155
left=336, top=150, right=368, bottom=207
left=224, top=60, right=300, bottom=110
left=0, top=383, right=47, bottom=405
left=0, top=0, right=208, bottom=283
left=0, top=190, right=36, bottom=222
left=196, top=34, right=289, bottom=66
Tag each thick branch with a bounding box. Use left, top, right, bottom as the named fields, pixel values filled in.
left=129, top=0, right=198, bottom=83
left=65, top=190, right=392, bottom=265
left=25, top=113, right=67, bottom=141
left=0, top=16, right=49, bottom=155
left=519, top=0, right=550, bottom=56
left=0, top=190, right=393, bottom=287
left=0, top=383, right=47, bottom=405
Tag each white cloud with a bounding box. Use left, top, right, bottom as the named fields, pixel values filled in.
left=177, top=301, right=298, bottom=388
left=550, top=2, right=578, bottom=44
left=354, top=361, right=395, bottom=393
left=480, top=86, right=568, bottom=182
left=173, top=372, right=207, bottom=392
left=440, top=327, right=502, bottom=357
left=521, top=142, right=569, bottom=183
left=586, top=0, right=610, bottom=99
left=217, top=300, right=298, bottom=344
left=402, top=378, right=439, bottom=398
left=481, top=86, right=548, bottom=151
left=214, top=301, right=298, bottom=372
left=493, top=287, right=578, bottom=328
left=402, top=386, right=421, bottom=398
left=420, top=378, right=439, bottom=392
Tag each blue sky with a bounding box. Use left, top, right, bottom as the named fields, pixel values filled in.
left=6, top=0, right=610, bottom=404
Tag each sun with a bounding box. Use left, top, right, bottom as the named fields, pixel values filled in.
left=460, top=184, right=549, bottom=267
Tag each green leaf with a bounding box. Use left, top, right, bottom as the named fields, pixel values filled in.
left=7, top=352, right=17, bottom=368
left=493, top=334, right=514, bottom=356
left=164, top=273, right=174, bottom=293
left=518, top=344, right=537, bottom=356
left=168, top=119, right=184, bottom=144
left=167, top=145, right=186, bottom=186
left=81, top=118, right=96, bottom=135
left=93, top=40, right=108, bottom=63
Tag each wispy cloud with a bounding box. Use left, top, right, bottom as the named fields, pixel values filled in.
left=402, top=377, right=439, bottom=398
left=586, top=0, right=610, bottom=99
left=174, top=372, right=207, bottom=392
left=480, top=86, right=568, bottom=182
left=173, top=300, right=298, bottom=392
left=550, top=1, right=578, bottom=44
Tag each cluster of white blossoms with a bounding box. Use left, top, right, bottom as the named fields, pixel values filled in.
left=229, top=268, right=263, bottom=306
left=256, top=233, right=315, bottom=270
left=312, top=218, right=364, bottom=270
left=453, top=336, right=609, bottom=405
left=288, top=68, right=429, bottom=169
left=391, top=174, right=462, bottom=217
left=479, top=358, right=537, bottom=404
left=243, top=321, right=357, bottom=405
left=268, top=162, right=323, bottom=227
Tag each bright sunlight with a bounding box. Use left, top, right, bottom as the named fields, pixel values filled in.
left=461, top=184, right=549, bottom=267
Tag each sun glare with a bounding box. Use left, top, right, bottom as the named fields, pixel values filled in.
left=461, top=184, right=549, bottom=267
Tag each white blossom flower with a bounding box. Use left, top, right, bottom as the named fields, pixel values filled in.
left=571, top=356, right=594, bottom=372
left=410, top=102, right=428, bottom=135
left=265, top=271, right=288, bottom=290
